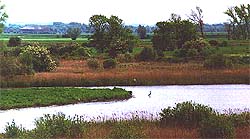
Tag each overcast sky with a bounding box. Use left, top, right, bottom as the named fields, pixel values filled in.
left=2, top=0, right=249, bottom=25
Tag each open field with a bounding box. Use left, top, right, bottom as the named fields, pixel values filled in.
left=0, top=87, right=132, bottom=110
left=1, top=59, right=249, bottom=88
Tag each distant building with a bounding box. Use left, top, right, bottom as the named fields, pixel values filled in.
left=20, top=25, right=51, bottom=34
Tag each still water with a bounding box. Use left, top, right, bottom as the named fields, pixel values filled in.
left=0, top=85, right=249, bottom=132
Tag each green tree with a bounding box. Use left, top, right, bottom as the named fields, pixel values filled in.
left=89, top=15, right=135, bottom=57
left=152, top=14, right=197, bottom=52
left=137, top=25, right=147, bottom=39
left=66, top=27, right=81, bottom=40
left=0, top=0, right=8, bottom=33
left=224, top=4, right=250, bottom=40
left=189, top=7, right=204, bottom=38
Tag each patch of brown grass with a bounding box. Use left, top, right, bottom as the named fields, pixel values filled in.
left=235, top=126, right=250, bottom=139
left=4, top=60, right=249, bottom=87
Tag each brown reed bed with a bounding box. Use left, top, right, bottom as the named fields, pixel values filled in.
left=1, top=60, right=249, bottom=88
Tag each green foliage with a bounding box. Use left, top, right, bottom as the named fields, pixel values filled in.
left=66, top=27, right=81, bottom=40
left=159, top=101, right=216, bottom=127
left=138, top=47, right=157, bottom=61
left=87, top=58, right=100, bottom=69
left=174, top=38, right=213, bottom=59
left=0, top=87, right=132, bottom=110
left=219, top=40, right=228, bottom=47
left=103, top=58, right=117, bottom=69
left=152, top=16, right=197, bottom=51
left=204, top=53, right=233, bottom=69
left=20, top=45, right=57, bottom=72
left=4, top=120, right=25, bottom=138
left=34, top=113, right=86, bottom=138
left=0, top=56, right=32, bottom=77
left=224, top=4, right=250, bottom=40
left=89, top=15, right=136, bottom=57
left=7, top=37, right=22, bottom=47
left=109, top=121, right=146, bottom=139
left=228, top=112, right=250, bottom=127
left=200, top=115, right=235, bottom=138
left=72, top=46, right=91, bottom=58
left=0, top=2, right=8, bottom=33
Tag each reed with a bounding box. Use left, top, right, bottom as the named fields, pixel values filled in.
left=1, top=60, right=249, bottom=88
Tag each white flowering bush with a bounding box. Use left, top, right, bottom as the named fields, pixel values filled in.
left=20, top=45, right=57, bottom=72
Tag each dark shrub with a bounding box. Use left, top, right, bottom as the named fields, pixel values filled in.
left=103, top=58, right=117, bottom=69
left=4, top=120, right=25, bottom=138
left=87, top=58, right=100, bottom=70
left=204, top=54, right=233, bottom=69
left=208, top=40, right=219, bottom=46
left=200, top=115, right=235, bottom=138
left=219, top=41, right=228, bottom=47
left=8, top=37, right=22, bottom=47
left=186, top=48, right=199, bottom=58
left=138, top=47, right=157, bottom=61
left=183, top=38, right=210, bottom=50
left=228, top=112, right=250, bottom=127
left=159, top=101, right=216, bottom=127
left=0, top=56, right=24, bottom=77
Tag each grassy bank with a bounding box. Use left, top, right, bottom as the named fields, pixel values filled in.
left=0, top=87, right=132, bottom=110
left=2, top=102, right=249, bottom=139
left=1, top=60, right=249, bottom=88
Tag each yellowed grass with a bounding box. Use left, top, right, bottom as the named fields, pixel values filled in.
left=10, top=60, right=250, bottom=86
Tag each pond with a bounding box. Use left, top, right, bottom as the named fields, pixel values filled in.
left=0, top=84, right=249, bottom=132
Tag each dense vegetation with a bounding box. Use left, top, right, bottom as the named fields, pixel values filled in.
left=2, top=102, right=249, bottom=138
left=0, top=87, right=132, bottom=110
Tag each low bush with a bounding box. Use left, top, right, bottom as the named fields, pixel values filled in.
left=20, top=45, right=57, bottom=72
left=0, top=56, right=33, bottom=77
left=33, top=113, right=86, bottom=138
left=228, top=112, right=250, bottom=127
left=8, top=37, right=22, bottom=47
left=200, top=115, right=235, bottom=138
left=103, top=58, right=117, bottom=69
left=208, top=40, right=219, bottom=46
left=159, top=101, right=216, bottom=127
left=138, top=47, right=157, bottom=61
left=87, top=58, right=100, bottom=70
left=219, top=41, right=228, bottom=47
left=174, top=39, right=213, bottom=60
left=72, top=46, right=91, bottom=58
left=204, top=54, right=233, bottom=69
left=4, top=120, right=25, bottom=138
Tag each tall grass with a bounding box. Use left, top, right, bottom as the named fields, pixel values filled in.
left=1, top=60, right=249, bottom=88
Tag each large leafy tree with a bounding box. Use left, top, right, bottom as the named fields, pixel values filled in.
left=66, top=27, right=81, bottom=40
left=224, top=4, right=250, bottom=40
left=89, top=15, right=135, bottom=57
left=0, top=0, right=8, bottom=33
left=152, top=14, right=197, bottom=52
